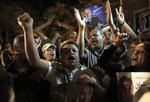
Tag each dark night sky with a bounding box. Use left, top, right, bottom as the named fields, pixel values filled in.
left=0, top=0, right=81, bottom=42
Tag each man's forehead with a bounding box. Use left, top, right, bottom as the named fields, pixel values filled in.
left=62, top=44, right=77, bottom=49
left=90, top=31, right=99, bottom=36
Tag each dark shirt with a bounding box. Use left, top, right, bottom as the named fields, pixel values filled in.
left=6, top=61, right=50, bottom=102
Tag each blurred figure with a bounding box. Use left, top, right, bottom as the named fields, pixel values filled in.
left=1, top=42, right=12, bottom=51
left=6, top=35, right=50, bottom=102
left=77, top=84, right=94, bottom=102
left=118, top=76, right=133, bottom=102
left=76, top=74, right=106, bottom=102
left=139, top=28, right=150, bottom=42
left=0, top=71, right=15, bottom=102
left=42, top=43, right=56, bottom=61
left=66, top=31, right=78, bottom=41
left=137, top=15, right=147, bottom=34
left=98, top=40, right=150, bottom=72
left=1, top=49, right=15, bottom=68
left=130, top=42, right=150, bottom=71
left=103, top=30, right=113, bottom=49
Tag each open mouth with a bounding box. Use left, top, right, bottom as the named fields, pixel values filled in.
left=106, top=38, right=110, bottom=40
left=50, top=53, right=55, bottom=56
left=91, top=39, right=97, bottom=45
left=68, top=55, right=75, bottom=60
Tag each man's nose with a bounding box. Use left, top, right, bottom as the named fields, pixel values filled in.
left=69, top=49, right=74, bottom=54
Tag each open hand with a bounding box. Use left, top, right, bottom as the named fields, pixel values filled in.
left=115, top=7, right=125, bottom=24
left=74, top=8, right=86, bottom=28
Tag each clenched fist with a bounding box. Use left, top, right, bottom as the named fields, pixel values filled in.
left=17, top=12, right=33, bottom=29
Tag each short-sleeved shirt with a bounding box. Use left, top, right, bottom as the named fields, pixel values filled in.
left=81, top=48, right=102, bottom=68
left=45, top=61, right=87, bottom=86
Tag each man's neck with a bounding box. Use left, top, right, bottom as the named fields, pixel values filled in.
left=65, top=64, right=80, bottom=72
left=16, top=59, right=30, bottom=73
left=95, top=46, right=104, bottom=55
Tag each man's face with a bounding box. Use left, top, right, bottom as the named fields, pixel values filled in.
left=14, top=42, right=27, bottom=62
left=79, top=85, right=93, bottom=102
left=43, top=47, right=56, bottom=61
left=4, top=43, right=11, bottom=50
left=60, top=44, right=79, bottom=70
left=131, top=43, right=145, bottom=67
left=89, top=30, right=104, bottom=51
left=103, top=33, right=113, bottom=45
left=2, top=50, right=15, bottom=66
left=34, top=37, right=41, bottom=47
left=84, top=8, right=92, bottom=22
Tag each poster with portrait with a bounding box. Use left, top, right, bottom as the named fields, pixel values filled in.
left=81, top=4, right=108, bottom=31
left=117, top=72, right=150, bottom=102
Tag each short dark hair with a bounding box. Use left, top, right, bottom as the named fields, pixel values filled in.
left=13, top=34, right=24, bottom=47
left=89, top=28, right=103, bottom=38
left=59, top=40, right=79, bottom=55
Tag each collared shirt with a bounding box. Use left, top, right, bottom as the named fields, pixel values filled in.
left=82, top=48, right=103, bottom=68
left=45, top=61, right=87, bottom=86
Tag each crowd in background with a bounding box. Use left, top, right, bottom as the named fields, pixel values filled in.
left=0, top=0, right=150, bottom=102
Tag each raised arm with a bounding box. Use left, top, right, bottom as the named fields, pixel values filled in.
left=50, top=31, right=61, bottom=44
left=34, top=18, right=53, bottom=31
left=74, top=8, right=86, bottom=58
left=115, top=7, right=136, bottom=39
left=106, top=0, right=127, bottom=56
left=105, top=0, right=118, bottom=40
left=17, top=13, right=50, bottom=76
left=54, top=20, right=75, bottom=31
left=98, top=33, right=128, bottom=73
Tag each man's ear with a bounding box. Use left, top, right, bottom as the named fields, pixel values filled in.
left=13, top=45, right=18, bottom=54
left=102, top=35, right=105, bottom=40
left=43, top=52, right=46, bottom=58
left=59, top=55, right=61, bottom=61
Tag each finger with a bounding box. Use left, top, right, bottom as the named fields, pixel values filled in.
left=17, top=15, right=22, bottom=21
left=74, top=8, right=77, bottom=14
left=83, top=17, right=86, bottom=22
left=24, top=12, right=30, bottom=19
left=105, top=0, right=110, bottom=11
left=115, top=8, right=119, bottom=15
left=20, top=14, right=26, bottom=22
left=121, top=13, right=124, bottom=19
left=24, top=12, right=33, bottom=22
left=119, top=6, right=122, bottom=14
